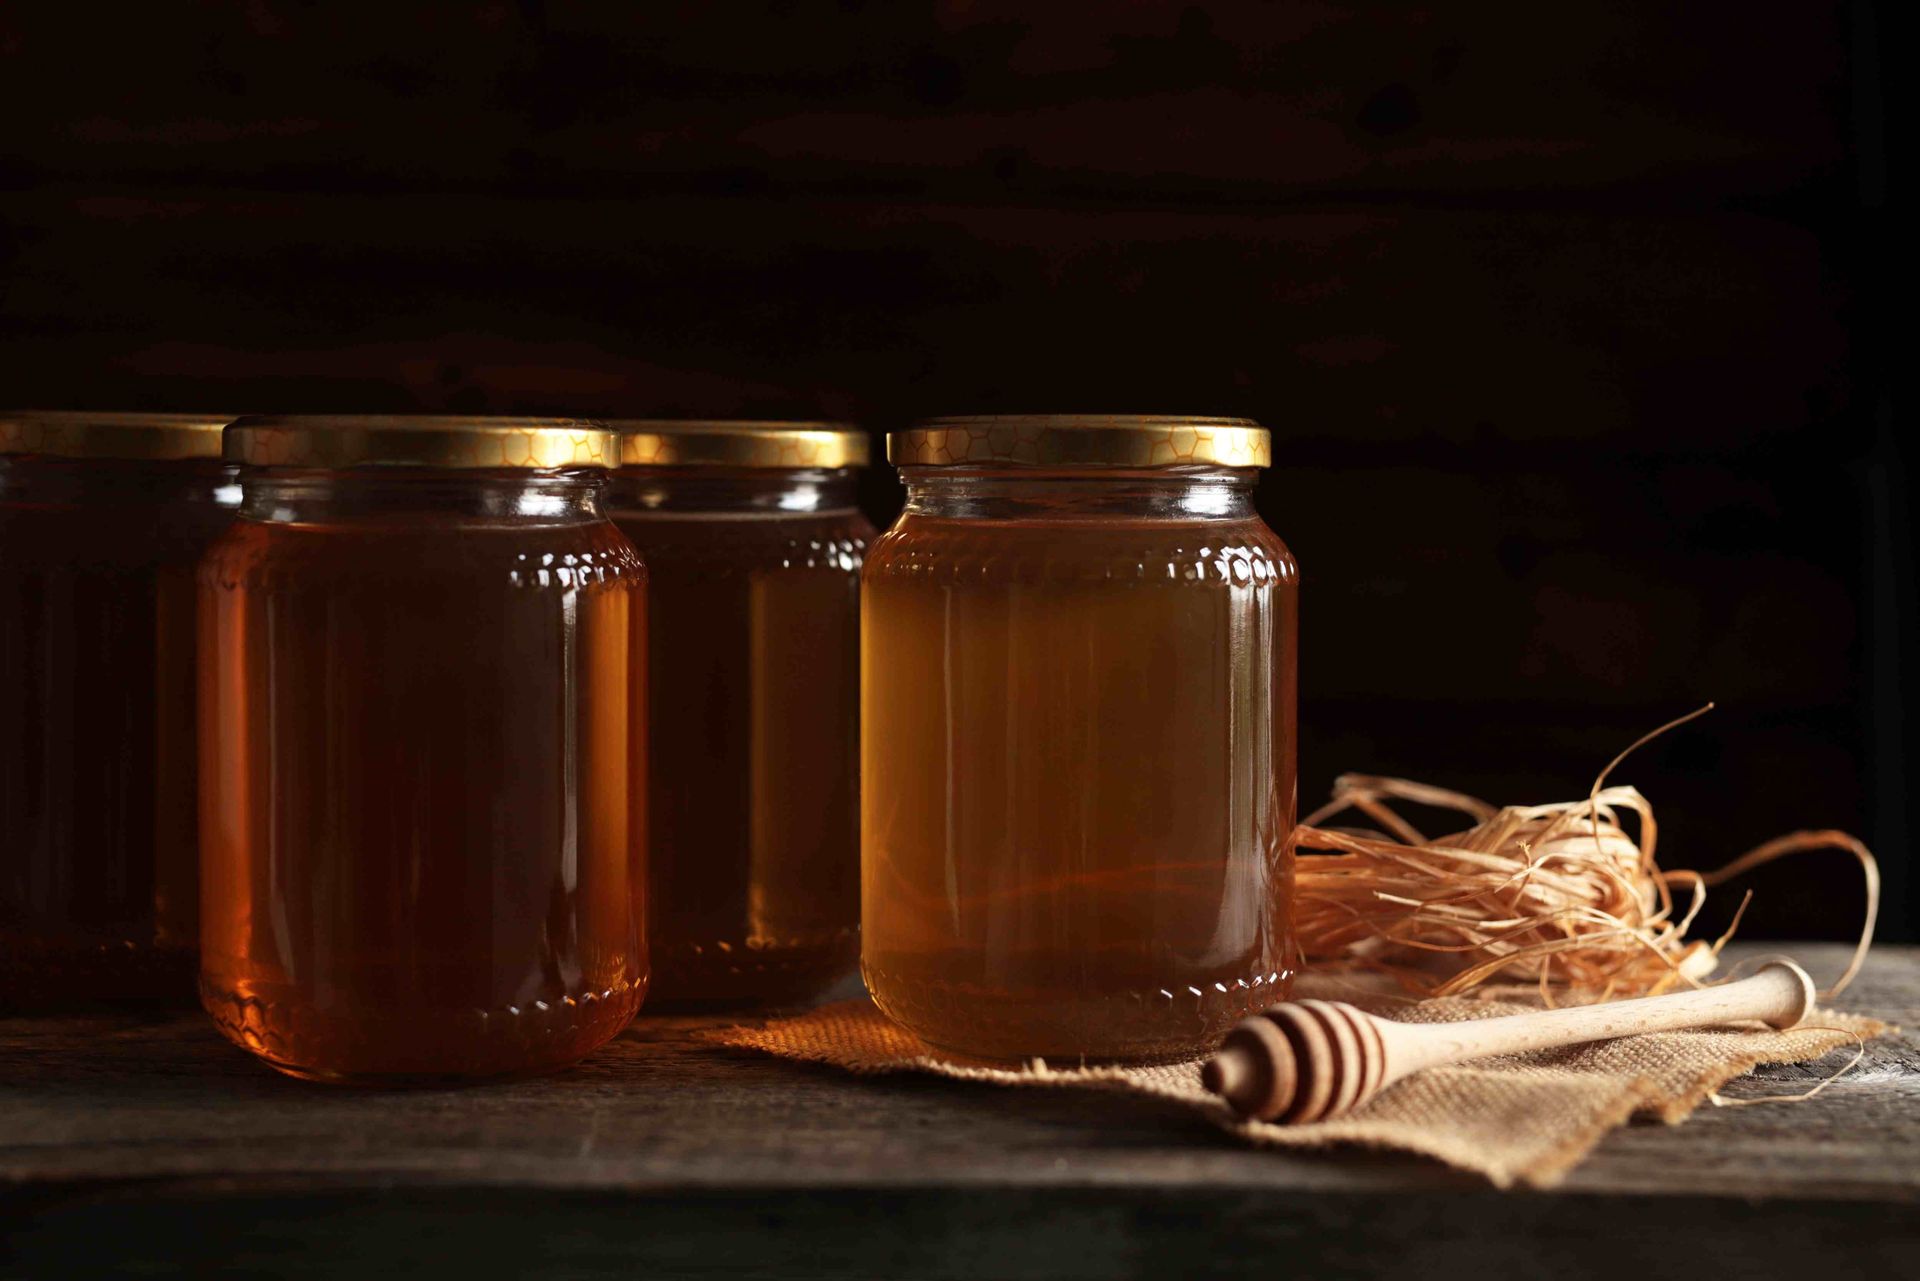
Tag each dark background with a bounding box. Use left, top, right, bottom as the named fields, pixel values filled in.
left=0, top=3, right=1906, bottom=944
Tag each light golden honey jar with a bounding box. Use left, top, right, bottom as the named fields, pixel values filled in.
left=198, top=416, right=646, bottom=1081
left=0, top=412, right=237, bottom=1005
left=606, top=421, right=871, bottom=1006
left=861, top=416, right=1299, bottom=1061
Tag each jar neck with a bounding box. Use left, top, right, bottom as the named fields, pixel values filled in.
left=0, top=456, right=237, bottom=508
left=237, top=468, right=608, bottom=525
left=605, top=467, right=860, bottom=516
left=898, top=467, right=1260, bottom=521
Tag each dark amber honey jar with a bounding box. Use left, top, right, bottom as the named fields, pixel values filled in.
left=606, top=421, right=871, bottom=1006
left=862, top=416, right=1299, bottom=1061
left=198, top=416, right=646, bottom=1082
left=1, top=412, right=236, bottom=1006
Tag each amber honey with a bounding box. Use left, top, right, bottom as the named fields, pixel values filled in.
left=862, top=417, right=1298, bottom=1061
left=608, top=422, right=870, bottom=1005
left=1, top=413, right=235, bottom=1006
left=198, top=416, right=645, bottom=1082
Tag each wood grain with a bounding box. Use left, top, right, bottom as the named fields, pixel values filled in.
left=0, top=4, right=1852, bottom=201
left=0, top=1, right=1901, bottom=946
left=0, top=944, right=1912, bottom=1276
left=0, top=189, right=1849, bottom=443
left=2, top=944, right=1910, bottom=1195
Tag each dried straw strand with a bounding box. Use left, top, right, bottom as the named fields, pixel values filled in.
left=1291, top=707, right=1881, bottom=1000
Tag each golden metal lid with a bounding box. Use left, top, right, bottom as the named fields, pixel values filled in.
left=612, top=420, right=869, bottom=470
left=0, top=411, right=232, bottom=461
left=888, top=415, right=1270, bottom=469
left=225, top=415, right=618, bottom=470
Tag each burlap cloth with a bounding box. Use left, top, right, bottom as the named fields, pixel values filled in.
left=707, top=972, right=1888, bottom=1188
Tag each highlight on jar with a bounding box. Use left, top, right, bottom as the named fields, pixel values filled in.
left=1, top=411, right=240, bottom=1007
left=860, top=415, right=1299, bottom=1062
left=605, top=420, right=872, bottom=1008
left=196, top=415, right=648, bottom=1083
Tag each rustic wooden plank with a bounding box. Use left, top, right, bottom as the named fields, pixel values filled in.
left=2, top=1184, right=1911, bottom=1281
left=0, top=184, right=1888, bottom=933
left=0, top=944, right=1911, bottom=1198
left=2, top=944, right=1910, bottom=1276
left=0, top=3, right=1851, bottom=202
left=3, top=1186, right=1915, bottom=1281
left=0, top=190, right=1852, bottom=455
left=0, top=0, right=1892, bottom=958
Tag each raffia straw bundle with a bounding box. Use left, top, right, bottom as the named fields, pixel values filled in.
left=1292, top=706, right=1880, bottom=1002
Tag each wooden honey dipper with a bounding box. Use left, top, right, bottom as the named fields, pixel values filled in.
left=1202, top=960, right=1817, bottom=1123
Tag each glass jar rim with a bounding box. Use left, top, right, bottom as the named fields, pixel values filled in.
left=889, top=416, right=1269, bottom=469
left=225, top=415, right=618, bottom=470
left=610, top=420, right=868, bottom=470
left=1, top=411, right=233, bottom=461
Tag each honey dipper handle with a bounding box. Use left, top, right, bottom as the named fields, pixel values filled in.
left=1379, top=961, right=1818, bottom=1082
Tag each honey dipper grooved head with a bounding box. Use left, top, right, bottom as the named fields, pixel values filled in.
left=1203, top=1013, right=1297, bottom=1121
left=1205, top=1000, right=1389, bottom=1124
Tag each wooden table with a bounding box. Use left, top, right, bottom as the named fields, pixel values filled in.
left=3, top=943, right=1914, bottom=1279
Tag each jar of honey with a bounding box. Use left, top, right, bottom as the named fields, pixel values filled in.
left=862, top=416, right=1299, bottom=1061
left=199, top=416, right=646, bottom=1082
left=605, top=422, right=871, bottom=1006
left=1, top=412, right=237, bottom=1006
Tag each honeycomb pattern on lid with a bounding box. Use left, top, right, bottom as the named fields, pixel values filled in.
left=613, top=420, right=869, bottom=470
left=888, top=415, right=1269, bottom=468
left=225, top=415, right=617, bottom=469
left=0, top=411, right=232, bottom=461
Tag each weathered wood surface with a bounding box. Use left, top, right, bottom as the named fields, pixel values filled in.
left=0, top=4, right=1853, bottom=200
left=0, top=944, right=1913, bottom=1277
left=0, top=1, right=1904, bottom=943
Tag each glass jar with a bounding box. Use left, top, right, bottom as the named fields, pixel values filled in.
left=862, top=416, right=1299, bottom=1061
left=606, top=422, right=872, bottom=1006
left=1, top=412, right=237, bottom=1006
left=198, top=416, right=646, bottom=1082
